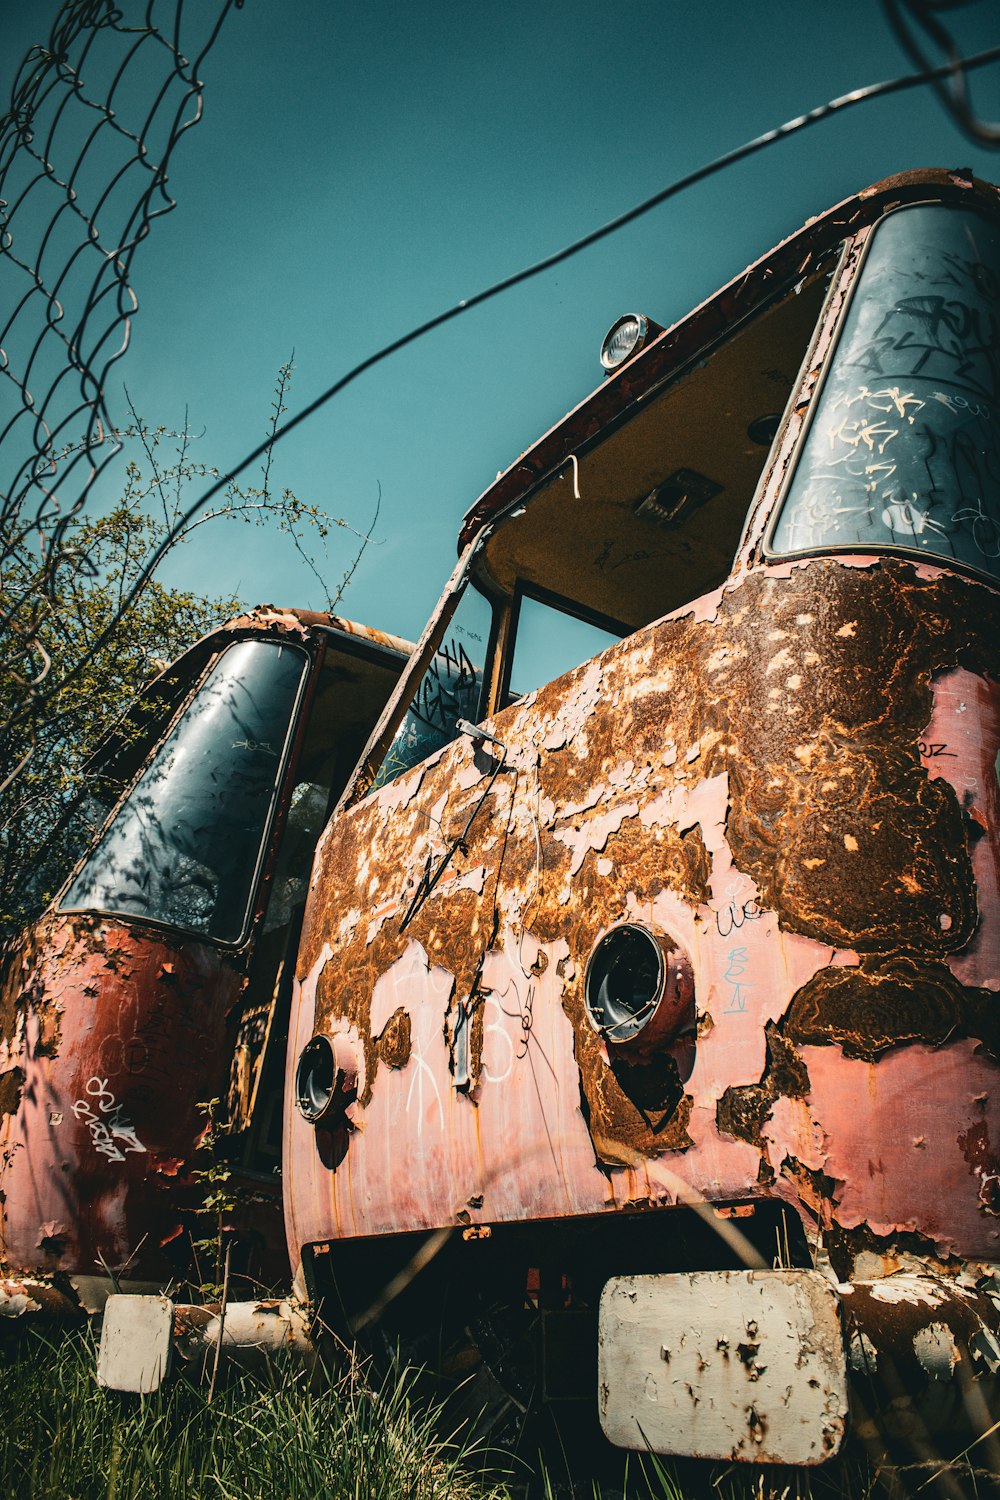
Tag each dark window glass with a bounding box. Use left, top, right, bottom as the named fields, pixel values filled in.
left=770, top=205, right=1000, bottom=578
left=62, top=640, right=307, bottom=941
left=373, top=582, right=491, bottom=788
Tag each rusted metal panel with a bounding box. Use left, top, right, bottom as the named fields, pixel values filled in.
left=842, top=1273, right=1000, bottom=1460
left=597, top=1270, right=848, bottom=1463
left=0, top=912, right=283, bottom=1285
left=0, top=1274, right=87, bottom=1321
left=286, top=555, right=1000, bottom=1275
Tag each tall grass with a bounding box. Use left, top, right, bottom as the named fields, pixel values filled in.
left=0, top=1328, right=510, bottom=1500
left=0, top=1327, right=958, bottom=1500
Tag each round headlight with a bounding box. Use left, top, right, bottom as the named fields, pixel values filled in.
left=294, top=1033, right=358, bottom=1125
left=599, top=313, right=664, bottom=373
left=584, top=923, right=694, bottom=1054
left=600, top=314, right=648, bottom=372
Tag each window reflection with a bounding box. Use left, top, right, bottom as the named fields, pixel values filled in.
left=62, top=640, right=307, bottom=941
left=373, top=582, right=492, bottom=788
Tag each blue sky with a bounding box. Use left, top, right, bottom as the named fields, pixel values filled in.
left=3, top=0, right=1000, bottom=644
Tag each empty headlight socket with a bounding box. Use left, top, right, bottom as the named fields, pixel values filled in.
left=294, top=1032, right=360, bottom=1127
left=583, top=923, right=695, bottom=1065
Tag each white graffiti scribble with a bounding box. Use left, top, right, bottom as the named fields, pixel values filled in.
left=481, top=994, right=516, bottom=1084
left=71, top=1076, right=146, bottom=1164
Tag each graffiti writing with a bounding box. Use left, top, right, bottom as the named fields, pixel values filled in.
left=490, top=974, right=538, bottom=1064
left=851, top=296, right=1000, bottom=401
left=919, top=741, right=957, bottom=759
left=771, top=206, right=1000, bottom=579
left=402, top=997, right=446, bottom=1135
left=937, top=248, right=1000, bottom=305
left=776, top=386, right=1000, bottom=565
left=71, top=1076, right=146, bottom=1163
left=481, top=994, right=515, bottom=1085
left=511, top=982, right=536, bottom=1060
left=934, top=390, right=991, bottom=420
left=594, top=539, right=655, bottom=574
left=715, top=898, right=762, bottom=938
left=411, top=638, right=479, bottom=735
left=723, top=947, right=751, bottom=1015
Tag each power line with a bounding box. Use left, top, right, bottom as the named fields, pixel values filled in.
left=883, top=0, right=1000, bottom=143
left=6, top=34, right=1000, bottom=745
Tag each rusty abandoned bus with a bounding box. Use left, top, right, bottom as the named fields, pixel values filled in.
left=284, top=168, right=1000, bottom=1467
left=0, top=610, right=412, bottom=1311
left=5, top=167, right=1000, bottom=1473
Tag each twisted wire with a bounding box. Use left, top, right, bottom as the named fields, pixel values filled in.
left=0, top=0, right=237, bottom=689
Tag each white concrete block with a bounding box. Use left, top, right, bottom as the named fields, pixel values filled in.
left=97, top=1294, right=174, bottom=1393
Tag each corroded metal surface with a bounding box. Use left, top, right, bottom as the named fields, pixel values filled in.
left=842, top=1273, right=1000, bottom=1456
left=0, top=606, right=414, bottom=1294
left=286, top=555, right=1000, bottom=1269
left=0, top=1274, right=86, bottom=1321
left=222, top=606, right=414, bottom=660
left=0, top=913, right=265, bottom=1282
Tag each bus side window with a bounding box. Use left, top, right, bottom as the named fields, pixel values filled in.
left=506, top=587, right=622, bottom=702
left=373, top=582, right=494, bottom=787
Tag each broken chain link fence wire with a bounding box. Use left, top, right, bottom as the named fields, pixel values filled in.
left=0, top=0, right=237, bottom=733
left=4, top=20, right=1000, bottom=794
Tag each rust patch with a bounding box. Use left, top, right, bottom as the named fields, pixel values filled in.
left=824, top=1219, right=960, bottom=1283
left=0, top=1067, right=25, bottom=1116
left=958, top=1118, right=1000, bottom=1215
left=590, top=1094, right=694, bottom=1166
left=0, top=934, right=31, bottom=1049
left=717, top=1025, right=809, bottom=1148
left=374, top=1007, right=411, bottom=1069
left=786, top=958, right=963, bottom=1060
left=716, top=564, right=988, bottom=957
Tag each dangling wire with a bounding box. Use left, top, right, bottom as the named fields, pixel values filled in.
left=883, top=0, right=1000, bottom=143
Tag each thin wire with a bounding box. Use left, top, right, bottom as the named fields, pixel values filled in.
left=0, top=0, right=235, bottom=715
left=8, top=36, right=1000, bottom=746
left=883, top=0, right=1000, bottom=142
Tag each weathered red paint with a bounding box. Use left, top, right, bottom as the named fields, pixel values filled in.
left=0, top=607, right=412, bottom=1298
left=284, top=171, right=1000, bottom=1357
left=0, top=914, right=245, bottom=1281
left=285, top=558, right=1000, bottom=1269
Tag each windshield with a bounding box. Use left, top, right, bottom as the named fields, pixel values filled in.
left=62, top=639, right=308, bottom=941
left=769, top=204, right=1000, bottom=578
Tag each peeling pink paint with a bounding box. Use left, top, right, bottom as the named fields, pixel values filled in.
left=802, top=1041, right=1000, bottom=1256
left=924, top=668, right=1000, bottom=991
